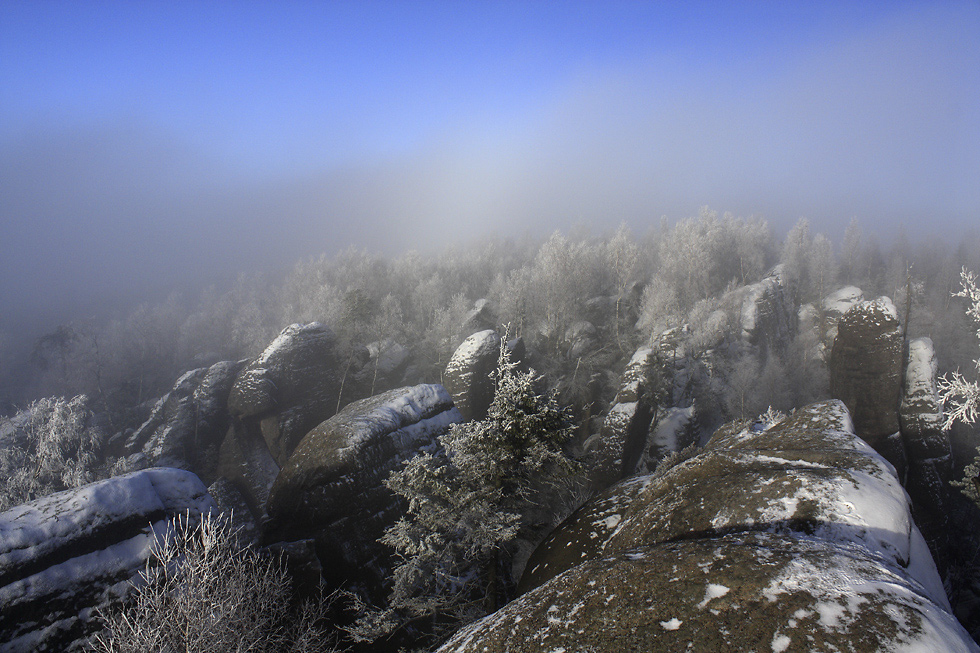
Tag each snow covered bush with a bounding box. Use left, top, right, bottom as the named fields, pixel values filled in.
left=351, top=343, right=577, bottom=646
left=0, top=394, right=103, bottom=511
left=941, top=268, right=980, bottom=506
left=92, top=511, right=335, bottom=653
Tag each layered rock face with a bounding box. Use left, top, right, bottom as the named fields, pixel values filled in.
left=443, top=329, right=501, bottom=422
left=440, top=401, right=976, bottom=652
left=586, top=348, right=658, bottom=490
left=264, top=383, right=461, bottom=600
left=0, top=468, right=216, bottom=652
left=900, top=337, right=953, bottom=575
left=829, top=297, right=906, bottom=474
left=123, top=359, right=243, bottom=484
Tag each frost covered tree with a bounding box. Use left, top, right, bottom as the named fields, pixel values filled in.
left=352, top=344, right=576, bottom=645
left=942, top=268, right=980, bottom=505
left=0, top=395, right=103, bottom=511
left=606, top=222, right=640, bottom=350
left=93, top=511, right=334, bottom=653
left=635, top=275, right=682, bottom=337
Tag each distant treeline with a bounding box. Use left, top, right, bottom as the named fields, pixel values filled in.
left=2, top=210, right=979, bottom=431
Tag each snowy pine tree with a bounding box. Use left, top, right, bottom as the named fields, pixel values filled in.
left=352, top=342, right=576, bottom=645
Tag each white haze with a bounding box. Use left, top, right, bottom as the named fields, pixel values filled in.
left=1, top=2, right=977, bottom=336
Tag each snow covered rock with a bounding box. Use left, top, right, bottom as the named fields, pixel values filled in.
left=0, top=468, right=215, bottom=652
left=900, top=337, right=953, bottom=575
left=586, top=347, right=658, bottom=490
left=456, top=400, right=975, bottom=652
left=799, top=286, right=867, bottom=363
left=220, top=323, right=341, bottom=523
left=443, top=329, right=501, bottom=421
left=228, top=322, right=341, bottom=465
left=461, top=298, right=497, bottom=334
left=264, top=384, right=461, bottom=601
left=633, top=406, right=695, bottom=475
left=518, top=474, right=650, bottom=594
left=739, top=265, right=796, bottom=353
left=820, top=285, right=865, bottom=344
left=443, top=532, right=976, bottom=653
left=829, top=296, right=907, bottom=475
left=124, top=359, right=243, bottom=484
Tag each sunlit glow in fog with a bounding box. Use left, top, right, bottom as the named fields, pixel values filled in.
left=1, top=1, right=978, bottom=332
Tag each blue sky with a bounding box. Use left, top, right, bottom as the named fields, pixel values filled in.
left=1, top=0, right=979, bottom=329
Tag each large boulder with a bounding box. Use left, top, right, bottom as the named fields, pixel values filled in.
left=900, top=337, right=953, bottom=576
left=0, top=468, right=215, bottom=652
left=264, top=384, right=461, bottom=601
left=124, top=360, right=243, bottom=484
left=452, top=401, right=976, bottom=652
left=443, top=329, right=501, bottom=422
left=228, top=323, right=341, bottom=466
left=444, top=532, right=974, bottom=653
left=829, top=296, right=906, bottom=474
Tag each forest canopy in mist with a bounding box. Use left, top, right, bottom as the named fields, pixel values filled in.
left=1, top=1, right=978, bottom=339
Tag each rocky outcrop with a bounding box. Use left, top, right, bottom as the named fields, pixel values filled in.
left=0, top=468, right=215, bottom=652
left=442, top=401, right=975, bottom=652
left=739, top=265, right=796, bottom=353
left=124, top=360, right=243, bottom=484
left=364, top=339, right=412, bottom=393
left=585, top=348, right=658, bottom=490
left=221, top=323, right=340, bottom=521
left=228, top=323, right=341, bottom=466
left=443, top=329, right=501, bottom=422
left=518, top=474, right=649, bottom=594
left=264, top=384, right=461, bottom=601
left=900, top=337, right=953, bottom=576
left=829, top=296, right=906, bottom=475
left=461, top=298, right=497, bottom=334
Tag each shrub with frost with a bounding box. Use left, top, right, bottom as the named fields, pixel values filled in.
left=92, top=511, right=335, bottom=653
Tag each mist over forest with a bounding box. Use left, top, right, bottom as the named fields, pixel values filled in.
left=2, top=215, right=979, bottom=418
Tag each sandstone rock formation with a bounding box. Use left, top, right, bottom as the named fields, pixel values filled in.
left=264, top=384, right=461, bottom=601
left=585, top=347, right=658, bottom=490
left=829, top=296, right=906, bottom=475
left=461, top=298, right=497, bottom=334
left=0, top=468, right=215, bottom=652
left=228, top=323, right=341, bottom=466
left=124, top=359, right=243, bottom=484
left=441, top=401, right=975, bottom=652
left=738, top=265, right=796, bottom=353
left=443, top=329, right=501, bottom=422
left=221, top=323, right=340, bottom=520
left=518, top=474, right=649, bottom=594
left=900, top=337, right=953, bottom=575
